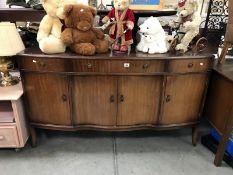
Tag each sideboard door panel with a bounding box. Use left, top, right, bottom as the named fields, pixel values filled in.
left=160, top=74, right=207, bottom=125
left=23, top=73, right=71, bottom=125
left=117, top=76, right=161, bottom=126
left=73, top=76, right=117, bottom=126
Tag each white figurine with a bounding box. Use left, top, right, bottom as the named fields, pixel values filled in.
left=137, top=17, right=168, bottom=54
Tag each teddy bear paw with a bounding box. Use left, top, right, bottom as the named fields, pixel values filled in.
left=72, top=43, right=96, bottom=56
left=176, top=44, right=188, bottom=52
left=142, top=47, right=149, bottom=53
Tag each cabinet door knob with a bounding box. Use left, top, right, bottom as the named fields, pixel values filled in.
left=166, top=95, right=171, bottom=102
left=143, top=63, right=149, bottom=69
left=120, top=95, right=124, bottom=102
left=87, top=63, right=92, bottom=69
left=188, top=63, right=194, bottom=68
left=110, top=95, right=115, bottom=103
left=0, top=136, right=4, bottom=140
left=62, top=94, right=68, bottom=102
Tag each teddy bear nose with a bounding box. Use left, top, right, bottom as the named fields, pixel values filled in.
left=138, top=27, right=141, bottom=30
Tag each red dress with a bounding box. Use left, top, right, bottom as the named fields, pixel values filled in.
left=106, top=8, right=135, bottom=46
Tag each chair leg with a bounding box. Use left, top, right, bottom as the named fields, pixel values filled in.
left=214, top=109, right=233, bottom=166
left=219, top=41, right=231, bottom=64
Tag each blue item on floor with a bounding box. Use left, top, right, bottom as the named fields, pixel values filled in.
left=211, top=128, right=233, bottom=157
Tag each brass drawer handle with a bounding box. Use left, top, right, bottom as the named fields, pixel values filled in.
left=166, top=95, right=171, bottom=102
left=86, top=63, right=92, bottom=69
left=38, top=61, right=46, bottom=68
left=110, top=95, right=115, bottom=103
left=143, top=63, right=149, bottom=69
left=62, top=94, right=68, bottom=102
left=120, top=95, right=124, bottom=102
left=0, top=136, right=4, bottom=140
left=188, top=63, right=194, bottom=68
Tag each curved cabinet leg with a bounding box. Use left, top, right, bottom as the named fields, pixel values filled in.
left=192, top=126, right=198, bottom=146
left=30, top=126, right=37, bottom=147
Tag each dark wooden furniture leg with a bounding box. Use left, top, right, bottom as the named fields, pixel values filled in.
left=192, top=125, right=198, bottom=146
left=214, top=108, right=233, bottom=166
left=30, top=126, right=37, bottom=147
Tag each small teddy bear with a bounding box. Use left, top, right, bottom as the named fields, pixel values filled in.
left=37, top=0, right=77, bottom=54
left=102, top=0, right=135, bottom=53
left=175, top=0, right=201, bottom=52
left=137, top=17, right=168, bottom=54
left=61, top=4, right=109, bottom=56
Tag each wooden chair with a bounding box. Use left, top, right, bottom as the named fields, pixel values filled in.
left=219, top=0, right=233, bottom=64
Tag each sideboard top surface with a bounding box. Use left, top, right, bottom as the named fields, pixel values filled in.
left=213, top=60, right=233, bottom=82
left=17, top=48, right=215, bottom=60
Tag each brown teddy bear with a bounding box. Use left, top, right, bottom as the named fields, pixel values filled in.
left=61, top=4, right=109, bottom=55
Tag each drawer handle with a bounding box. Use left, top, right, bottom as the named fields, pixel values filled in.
left=38, top=61, right=46, bottom=68
left=62, top=94, right=68, bottom=102
left=143, top=63, right=149, bottom=69
left=120, top=95, right=124, bottom=102
left=188, top=63, right=194, bottom=68
left=86, top=63, right=92, bottom=69
left=166, top=95, right=171, bottom=102
left=0, top=136, right=4, bottom=140
left=110, top=95, right=115, bottom=103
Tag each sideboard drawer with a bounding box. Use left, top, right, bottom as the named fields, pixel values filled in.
left=0, top=126, right=19, bottom=148
left=72, top=60, right=110, bottom=72
left=19, top=57, right=68, bottom=72
left=110, top=60, right=165, bottom=73
left=168, top=59, right=212, bottom=73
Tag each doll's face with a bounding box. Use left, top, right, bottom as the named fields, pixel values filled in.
left=114, top=0, right=131, bottom=11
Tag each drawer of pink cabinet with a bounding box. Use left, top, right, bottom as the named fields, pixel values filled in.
left=0, top=126, right=19, bottom=148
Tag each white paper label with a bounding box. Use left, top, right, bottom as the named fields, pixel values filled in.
left=124, top=63, right=130, bottom=68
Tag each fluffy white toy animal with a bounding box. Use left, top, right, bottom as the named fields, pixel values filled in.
left=175, top=0, right=201, bottom=52
left=37, top=0, right=77, bottom=54
left=136, top=17, right=168, bottom=54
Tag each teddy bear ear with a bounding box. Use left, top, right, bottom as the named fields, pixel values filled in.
left=89, top=6, right=97, bottom=16
left=64, top=5, right=73, bottom=17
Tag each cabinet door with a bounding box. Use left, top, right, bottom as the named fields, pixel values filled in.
left=117, top=76, right=162, bottom=126
left=73, top=76, right=117, bottom=126
left=160, top=74, right=207, bottom=125
left=22, top=73, right=71, bottom=125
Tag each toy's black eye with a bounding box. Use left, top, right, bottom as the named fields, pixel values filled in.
left=147, top=27, right=149, bottom=29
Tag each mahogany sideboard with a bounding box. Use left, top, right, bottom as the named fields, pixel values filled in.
left=17, top=48, right=214, bottom=146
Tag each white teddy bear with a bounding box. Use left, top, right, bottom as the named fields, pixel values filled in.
left=137, top=17, right=168, bottom=54
left=37, top=0, right=77, bottom=54
left=175, top=0, right=201, bottom=52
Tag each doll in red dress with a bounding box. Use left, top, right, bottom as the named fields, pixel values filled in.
left=102, top=0, right=135, bottom=52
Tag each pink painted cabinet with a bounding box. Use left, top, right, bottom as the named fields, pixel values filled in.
left=0, top=82, right=29, bottom=149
